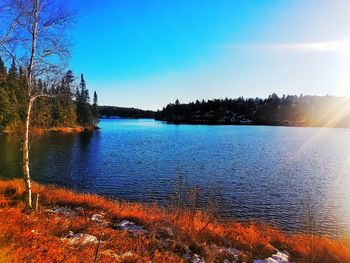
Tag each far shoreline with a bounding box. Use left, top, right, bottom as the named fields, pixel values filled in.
left=103, top=117, right=350, bottom=129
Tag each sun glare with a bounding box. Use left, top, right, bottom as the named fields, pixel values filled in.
left=304, top=40, right=349, bottom=53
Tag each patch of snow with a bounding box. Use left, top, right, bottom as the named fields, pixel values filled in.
left=162, top=227, right=174, bottom=237
left=157, top=238, right=172, bottom=248
left=63, top=231, right=98, bottom=245
left=31, top=229, right=40, bottom=234
left=191, top=254, right=205, bottom=263
left=122, top=251, right=133, bottom=257
left=254, top=250, right=290, bottom=263
left=115, top=220, right=147, bottom=236
left=218, top=247, right=240, bottom=257
left=46, top=207, right=77, bottom=217
left=99, top=250, right=134, bottom=260
left=205, top=244, right=241, bottom=260
left=91, top=214, right=103, bottom=221
left=183, top=246, right=205, bottom=263
left=227, top=248, right=240, bottom=255
left=91, top=214, right=109, bottom=225
left=100, top=250, right=120, bottom=259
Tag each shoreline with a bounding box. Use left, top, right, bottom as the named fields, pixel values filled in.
left=154, top=118, right=350, bottom=129
left=32, top=125, right=99, bottom=134
left=0, top=125, right=99, bottom=136
left=2, top=119, right=349, bottom=135
left=0, top=179, right=349, bottom=262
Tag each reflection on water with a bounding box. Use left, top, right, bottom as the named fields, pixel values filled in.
left=1, top=119, right=350, bottom=239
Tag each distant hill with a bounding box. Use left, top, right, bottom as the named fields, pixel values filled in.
left=98, top=106, right=155, bottom=119
left=155, top=94, right=350, bottom=128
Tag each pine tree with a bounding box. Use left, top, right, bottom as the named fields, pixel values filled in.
left=0, top=56, right=6, bottom=82
left=76, top=74, right=92, bottom=126
left=92, top=90, right=99, bottom=124
left=64, top=70, right=74, bottom=93
left=32, top=79, right=51, bottom=128
left=0, top=88, right=19, bottom=131
left=7, top=58, right=17, bottom=84
left=15, top=66, right=29, bottom=120
left=63, top=70, right=77, bottom=126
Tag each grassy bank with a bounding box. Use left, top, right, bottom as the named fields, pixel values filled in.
left=0, top=179, right=349, bottom=262
left=32, top=126, right=98, bottom=134
left=1, top=125, right=98, bottom=135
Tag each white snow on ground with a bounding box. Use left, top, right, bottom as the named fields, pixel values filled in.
left=183, top=246, right=205, bottom=263
left=99, top=250, right=134, bottom=260
left=62, top=231, right=98, bottom=245
left=90, top=213, right=110, bottom=225
left=209, top=244, right=240, bottom=257
left=204, top=244, right=241, bottom=262
left=115, top=220, right=147, bottom=236
left=254, top=250, right=290, bottom=263
left=183, top=244, right=243, bottom=263
left=48, top=207, right=291, bottom=262
left=46, top=207, right=77, bottom=217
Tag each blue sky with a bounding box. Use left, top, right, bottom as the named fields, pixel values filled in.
left=70, top=0, right=350, bottom=110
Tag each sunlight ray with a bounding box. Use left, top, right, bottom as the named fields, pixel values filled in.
left=289, top=98, right=350, bottom=163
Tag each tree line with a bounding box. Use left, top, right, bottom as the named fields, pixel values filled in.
left=0, top=57, right=98, bottom=133
left=0, top=0, right=102, bottom=209
left=155, top=94, right=350, bottom=127
left=98, top=105, right=155, bottom=119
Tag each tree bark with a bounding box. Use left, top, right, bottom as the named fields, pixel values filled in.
left=22, top=0, right=39, bottom=209
left=1, top=0, right=73, bottom=209
left=22, top=99, right=33, bottom=209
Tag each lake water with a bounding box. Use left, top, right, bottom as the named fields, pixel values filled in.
left=1, top=119, right=350, bottom=239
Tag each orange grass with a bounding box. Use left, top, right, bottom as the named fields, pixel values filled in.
left=0, top=179, right=349, bottom=263
left=30, top=126, right=87, bottom=135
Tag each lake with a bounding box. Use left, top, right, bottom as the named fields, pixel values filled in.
left=1, top=119, right=350, bottom=239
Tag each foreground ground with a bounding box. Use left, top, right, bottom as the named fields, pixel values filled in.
left=0, top=180, right=349, bottom=263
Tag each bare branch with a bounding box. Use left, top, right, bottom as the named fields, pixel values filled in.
left=31, top=93, right=55, bottom=102
left=0, top=17, right=17, bottom=45
left=0, top=0, right=75, bottom=209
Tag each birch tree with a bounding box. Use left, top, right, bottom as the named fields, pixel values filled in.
left=0, top=0, right=74, bottom=209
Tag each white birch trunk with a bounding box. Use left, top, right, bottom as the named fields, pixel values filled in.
left=23, top=0, right=38, bottom=209
left=22, top=99, right=33, bottom=209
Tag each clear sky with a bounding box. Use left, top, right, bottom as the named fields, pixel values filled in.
left=70, top=0, right=350, bottom=110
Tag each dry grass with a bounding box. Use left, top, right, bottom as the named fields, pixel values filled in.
left=0, top=179, right=349, bottom=263
left=2, top=125, right=88, bottom=136
left=30, top=126, right=88, bottom=135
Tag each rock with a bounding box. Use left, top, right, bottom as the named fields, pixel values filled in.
left=115, top=220, right=147, bottom=236
left=63, top=231, right=98, bottom=245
